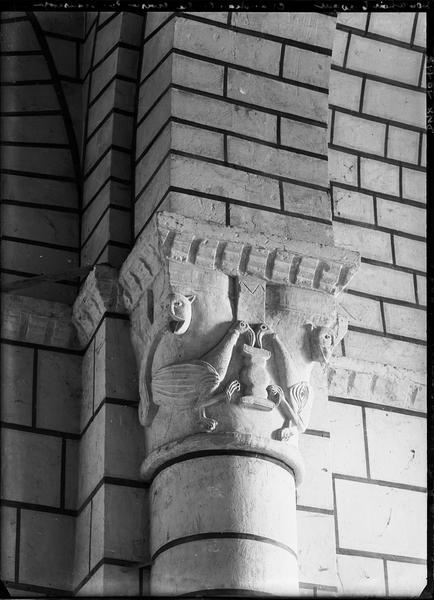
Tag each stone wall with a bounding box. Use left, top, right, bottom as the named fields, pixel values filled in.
left=328, top=12, right=427, bottom=597
left=0, top=10, right=427, bottom=597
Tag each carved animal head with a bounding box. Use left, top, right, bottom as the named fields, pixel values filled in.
left=254, top=322, right=274, bottom=348
left=310, top=316, right=348, bottom=365
left=168, top=293, right=196, bottom=335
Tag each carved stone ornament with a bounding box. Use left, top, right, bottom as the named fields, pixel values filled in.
left=72, top=265, right=125, bottom=346
left=118, top=212, right=360, bottom=484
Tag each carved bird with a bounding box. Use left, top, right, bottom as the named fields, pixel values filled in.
left=151, top=320, right=251, bottom=431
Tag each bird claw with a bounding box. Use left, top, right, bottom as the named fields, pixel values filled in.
left=200, top=416, right=218, bottom=432
left=277, top=427, right=294, bottom=442
left=226, top=380, right=241, bottom=402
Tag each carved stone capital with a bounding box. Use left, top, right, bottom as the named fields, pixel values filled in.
left=118, top=212, right=360, bottom=484
left=72, top=265, right=126, bottom=347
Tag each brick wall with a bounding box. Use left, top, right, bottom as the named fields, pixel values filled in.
left=328, top=12, right=427, bottom=596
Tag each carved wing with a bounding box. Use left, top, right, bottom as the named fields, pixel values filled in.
left=152, top=361, right=220, bottom=407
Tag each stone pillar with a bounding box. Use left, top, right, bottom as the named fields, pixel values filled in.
left=119, top=212, right=360, bottom=596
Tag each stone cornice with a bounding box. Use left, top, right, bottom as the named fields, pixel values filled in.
left=1, top=293, right=78, bottom=349
left=119, top=212, right=361, bottom=312
left=72, top=265, right=126, bottom=347
left=328, top=356, right=426, bottom=413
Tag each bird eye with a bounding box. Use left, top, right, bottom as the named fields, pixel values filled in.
left=174, top=300, right=182, bottom=307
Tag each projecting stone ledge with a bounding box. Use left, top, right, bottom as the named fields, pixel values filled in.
left=120, top=211, right=360, bottom=311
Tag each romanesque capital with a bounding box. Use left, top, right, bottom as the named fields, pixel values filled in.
left=119, top=212, right=360, bottom=483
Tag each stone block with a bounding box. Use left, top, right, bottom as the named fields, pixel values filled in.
left=145, top=12, right=173, bottom=36
left=347, top=36, right=422, bottom=86
left=102, top=564, right=141, bottom=596
left=36, top=11, right=83, bottom=37
left=2, top=85, right=58, bottom=112
left=47, top=37, right=77, bottom=78
left=159, top=191, right=226, bottom=225
left=368, top=12, right=415, bottom=42
left=386, top=561, right=427, bottom=596
left=333, top=221, right=392, bottom=263
left=363, top=80, right=425, bottom=128
left=85, top=112, right=133, bottom=174
left=172, top=88, right=277, bottom=143
left=1, top=20, right=38, bottom=51
left=387, top=126, right=419, bottom=164
left=87, top=80, right=136, bottom=137
left=329, top=401, right=367, bottom=477
left=76, top=567, right=103, bottom=596
left=81, top=207, right=131, bottom=266
left=1, top=55, right=50, bottom=82
left=394, top=236, right=425, bottom=271
left=65, top=439, right=78, bottom=511
left=229, top=204, right=333, bottom=246
left=227, top=137, right=328, bottom=188
left=1, top=428, right=62, bottom=506
left=2, top=174, right=78, bottom=209
left=141, top=19, right=175, bottom=80
left=105, top=403, right=144, bottom=482
left=329, top=149, right=358, bottom=186
left=77, top=406, right=105, bottom=507
left=383, top=303, right=426, bottom=340
left=232, top=12, right=335, bottom=49
left=94, top=13, right=122, bottom=63
left=331, top=29, right=348, bottom=67
left=1, top=506, right=16, bottom=582
left=329, top=71, right=362, bottom=111
left=414, top=13, right=426, bottom=47
left=90, top=484, right=148, bottom=566
left=344, top=330, right=426, bottom=371
left=283, top=46, right=330, bottom=88
left=73, top=502, right=91, bottom=589
left=175, top=17, right=281, bottom=75
left=1, top=343, right=33, bottom=426
left=2, top=146, right=73, bottom=178
left=173, top=52, right=224, bottom=95
left=333, top=112, right=386, bottom=155
left=349, top=262, right=415, bottom=302
left=83, top=150, right=130, bottom=207
left=280, top=118, right=327, bottom=156
left=297, top=512, right=337, bottom=587
left=337, top=13, right=367, bottom=30
left=90, top=47, right=139, bottom=101
left=94, top=318, right=138, bottom=408
left=36, top=351, right=81, bottom=434
left=297, top=434, right=333, bottom=510
left=19, top=510, right=74, bottom=590
left=136, top=89, right=170, bottom=157
left=360, top=158, right=399, bottom=196
left=282, top=181, right=330, bottom=220
left=228, top=69, right=328, bottom=123
left=0, top=114, right=67, bottom=145
left=365, top=408, right=426, bottom=487
left=377, top=198, right=425, bottom=237
left=171, top=122, right=224, bottom=161
left=402, top=168, right=426, bottom=203
left=332, top=187, right=375, bottom=224
left=339, top=293, right=383, bottom=331
left=416, top=275, right=426, bottom=306
left=2, top=204, right=79, bottom=248
left=171, top=154, right=281, bottom=207
left=81, top=339, right=94, bottom=431
left=421, top=133, right=426, bottom=167
left=335, top=478, right=426, bottom=558
left=337, top=554, right=385, bottom=596
left=135, top=157, right=170, bottom=234
left=308, top=366, right=330, bottom=432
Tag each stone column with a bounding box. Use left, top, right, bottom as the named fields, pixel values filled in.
left=119, top=212, right=359, bottom=596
